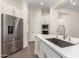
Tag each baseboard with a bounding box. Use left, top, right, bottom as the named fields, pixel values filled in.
left=23, top=44, right=28, bottom=48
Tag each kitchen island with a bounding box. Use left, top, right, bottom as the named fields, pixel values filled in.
left=34, top=35, right=79, bottom=58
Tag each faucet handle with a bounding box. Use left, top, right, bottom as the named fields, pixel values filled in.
left=69, top=38, right=71, bottom=41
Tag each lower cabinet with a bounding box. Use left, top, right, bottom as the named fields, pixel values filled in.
left=34, top=36, right=41, bottom=56
left=39, top=41, right=62, bottom=58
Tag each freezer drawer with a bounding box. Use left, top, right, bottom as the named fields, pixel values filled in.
left=10, top=41, right=16, bottom=53
left=2, top=43, right=12, bottom=57
left=15, top=40, right=23, bottom=51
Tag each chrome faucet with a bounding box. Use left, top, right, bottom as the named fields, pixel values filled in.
left=56, top=25, right=66, bottom=39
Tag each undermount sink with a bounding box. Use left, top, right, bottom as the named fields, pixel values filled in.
left=46, top=38, right=75, bottom=48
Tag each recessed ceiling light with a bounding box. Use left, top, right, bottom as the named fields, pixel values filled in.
left=41, top=2, right=43, bottom=6
left=70, top=0, right=73, bottom=3
left=72, top=2, right=76, bottom=6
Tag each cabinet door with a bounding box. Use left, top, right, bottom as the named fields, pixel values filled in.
left=0, top=0, right=2, bottom=11
left=47, top=48, right=62, bottom=58
left=15, top=8, right=23, bottom=18
left=41, top=42, right=52, bottom=58
left=34, top=37, right=41, bottom=55
left=3, top=1, right=12, bottom=15
left=41, top=41, right=62, bottom=58
left=38, top=41, right=44, bottom=58
left=2, top=0, right=16, bottom=16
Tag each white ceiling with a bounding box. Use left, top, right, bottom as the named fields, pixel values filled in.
left=55, top=0, right=79, bottom=11
left=28, top=0, right=61, bottom=11
left=9, top=0, right=61, bottom=9
left=28, top=0, right=79, bottom=11
left=28, top=0, right=48, bottom=10
left=63, top=0, right=79, bottom=11
left=9, top=0, right=79, bottom=11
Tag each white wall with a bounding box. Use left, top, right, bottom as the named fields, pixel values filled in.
left=28, top=9, right=41, bottom=41
left=22, top=0, right=28, bottom=48
left=0, top=0, right=2, bottom=57
left=50, top=8, right=60, bottom=35
left=59, top=9, right=79, bottom=38
left=50, top=7, right=79, bottom=38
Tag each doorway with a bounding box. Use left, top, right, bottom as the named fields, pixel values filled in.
left=28, top=10, right=41, bottom=41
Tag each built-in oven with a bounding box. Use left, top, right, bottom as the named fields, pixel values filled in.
left=42, top=24, right=49, bottom=34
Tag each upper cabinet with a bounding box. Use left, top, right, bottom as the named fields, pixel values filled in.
left=2, top=0, right=23, bottom=18
left=0, top=0, right=2, bottom=11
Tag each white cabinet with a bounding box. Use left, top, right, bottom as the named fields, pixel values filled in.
left=15, top=8, right=23, bottom=18
left=38, top=40, right=62, bottom=58
left=41, top=13, right=50, bottom=24
left=34, top=36, right=40, bottom=55
left=3, top=1, right=13, bottom=15
left=34, top=36, right=45, bottom=58
left=38, top=41, right=45, bottom=58
left=2, top=0, right=23, bottom=18
left=0, top=0, right=2, bottom=11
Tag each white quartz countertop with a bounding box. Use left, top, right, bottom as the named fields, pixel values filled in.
left=35, top=34, right=79, bottom=58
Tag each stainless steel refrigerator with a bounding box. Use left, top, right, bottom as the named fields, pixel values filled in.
left=1, top=14, right=23, bottom=58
